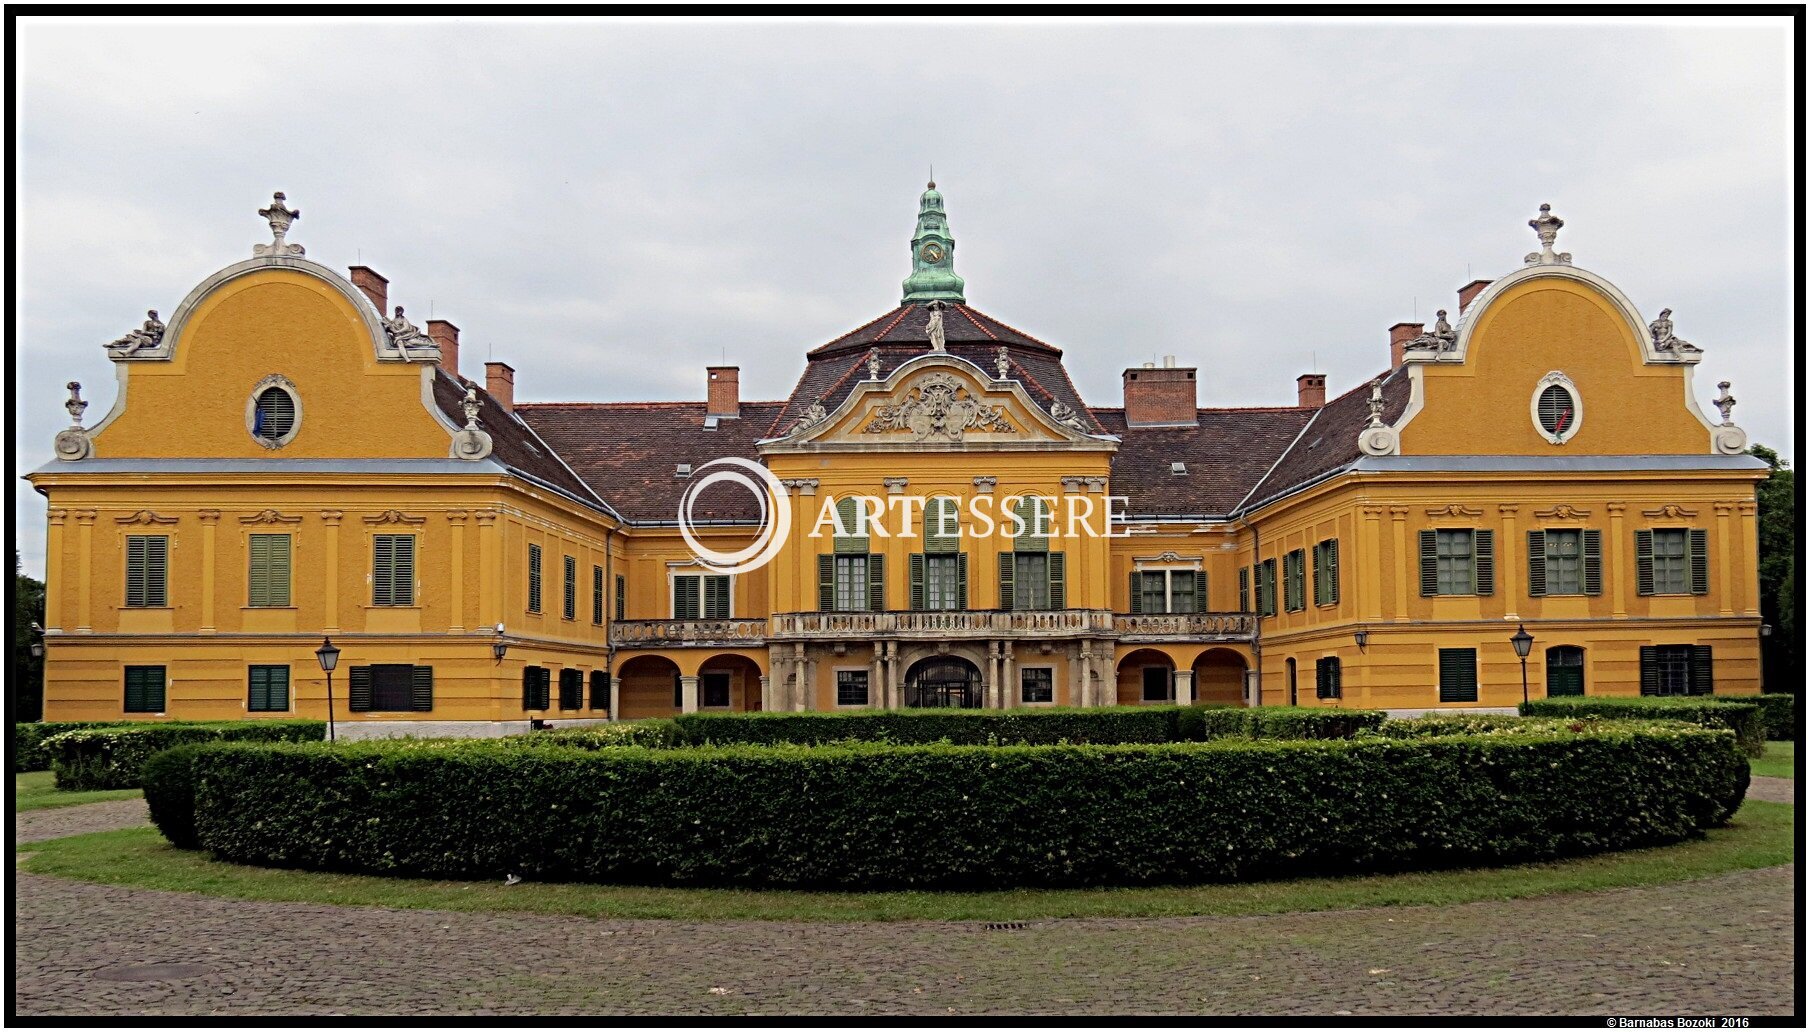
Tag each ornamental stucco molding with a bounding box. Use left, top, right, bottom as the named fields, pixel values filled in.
left=1641, top=504, right=1698, bottom=520
left=1425, top=504, right=1484, bottom=518
left=115, top=510, right=178, bottom=525
left=1533, top=504, right=1592, bottom=519
left=449, top=386, right=494, bottom=460
left=862, top=371, right=1015, bottom=443
left=239, top=509, right=303, bottom=525
left=363, top=509, right=427, bottom=525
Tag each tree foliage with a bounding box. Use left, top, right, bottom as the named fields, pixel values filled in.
left=1749, top=445, right=1796, bottom=689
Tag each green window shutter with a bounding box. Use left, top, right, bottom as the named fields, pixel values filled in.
left=1526, top=530, right=1547, bottom=597
left=1194, top=570, right=1208, bottom=613
left=997, top=552, right=1015, bottom=611
left=373, top=536, right=392, bottom=606
left=704, top=576, right=731, bottom=619
left=1419, top=529, right=1438, bottom=596
left=589, top=670, right=610, bottom=710
left=1048, top=552, right=1066, bottom=609
left=522, top=667, right=538, bottom=709
left=1582, top=529, right=1602, bottom=596
left=1635, top=530, right=1655, bottom=596
left=268, top=534, right=291, bottom=607
left=541, top=668, right=553, bottom=710
left=349, top=665, right=373, bottom=712
left=411, top=666, right=434, bottom=712
left=592, top=566, right=604, bottom=624
left=1473, top=530, right=1494, bottom=596
left=1326, top=539, right=1339, bottom=604
left=1127, top=571, right=1143, bottom=614
left=1438, top=648, right=1478, bottom=703
left=249, top=666, right=270, bottom=711
left=126, top=536, right=170, bottom=608
left=866, top=554, right=886, bottom=612
left=528, top=544, right=542, bottom=613
left=1691, top=645, right=1714, bottom=694
left=563, top=556, right=577, bottom=620
left=1014, top=496, right=1050, bottom=553
left=248, top=534, right=269, bottom=607
left=1239, top=567, right=1249, bottom=611
left=956, top=553, right=969, bottom=610
left=615, top=574, right=626, bottom=620
left=674, top=576, right=700, bottom=619
left=126, top=536, right=146, bottom=607
left=910, top=554, right=927, bottom=611
left=925, top=497, right=958, bottom=553
left=1638, top=646, right=1658, bottom=696
left=817, top=554, right=835, bottom=611
left=1689, top=528, right=1709, bottom=595
left=125, top=666, right=166, bottom=712
left=834, top=497, right=868, bottom=553
left=1311, top=544, right=1324, bottom=605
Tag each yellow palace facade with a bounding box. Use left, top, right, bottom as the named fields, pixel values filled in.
left=28, top=189, right=1767, bottom=734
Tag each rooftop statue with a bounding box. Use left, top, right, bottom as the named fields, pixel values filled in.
left=383, top=306, right=436, bottom=359
left=1649, top=308, right=1702, bottom=354
left=106, top=310, right=165, bottom=356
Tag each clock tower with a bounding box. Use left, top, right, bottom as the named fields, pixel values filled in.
left=901, top=180, right=967, bottom=304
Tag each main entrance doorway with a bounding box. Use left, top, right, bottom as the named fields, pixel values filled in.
left=905, top=656, right=983, bottom=709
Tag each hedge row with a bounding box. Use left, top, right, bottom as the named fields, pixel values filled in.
left=662, top=706, right=1384, bottom=747
left=45, top=720, right=326, bottom=790
left=1520, top=697, right=1765, bottom=757
left=156, top=725, right=1747, bottom=889
left=1720, top=694, right=1797, bottom=741
left=14, top=722, right=138, bottom=772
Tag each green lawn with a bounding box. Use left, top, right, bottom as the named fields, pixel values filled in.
left=1751, top=741, right=1796, bottom=780
left=15, top=801, right=1793, bottom=922
left=14, top=771, right=142, bottom=812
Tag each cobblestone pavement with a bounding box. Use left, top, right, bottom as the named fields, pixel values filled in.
left=12, top=861, right=1794, bottom=1016
left=15, top=799, right=149, bottom=844
left=1747, top=776, right=1794, bottom=804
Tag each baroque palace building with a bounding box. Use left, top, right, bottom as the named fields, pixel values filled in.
left=29, top=187, right=1767, bottom=733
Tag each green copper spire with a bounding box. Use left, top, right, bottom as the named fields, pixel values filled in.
left=901, top=180, right=966, bottom=305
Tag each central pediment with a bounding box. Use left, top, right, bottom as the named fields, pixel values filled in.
left=761, top=355, right=1116, bottom=454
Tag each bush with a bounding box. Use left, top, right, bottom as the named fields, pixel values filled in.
left=140, top=744, right=209, bottom=850
left=506, top=720, right=684, bottom=750
left=13, top=722, right=134, bottom=773
left=45, top=720, right=326, bottom=790
left=1520, top=697, right=1765, bottom=757
left=1191, top=706, right=1386, bottom=742
left=671, top=708, right=1186, bottom=747
left=179, top=724, right=1746, bottom=889
left=1720, top=694, right=1796, bottom=741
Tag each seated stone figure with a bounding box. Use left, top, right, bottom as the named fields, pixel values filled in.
left=1648, top=308, right=1701, bottom=353
left=106, top=310, right=164, bottom=355
left=1405, top=309, right=1457, bottom=352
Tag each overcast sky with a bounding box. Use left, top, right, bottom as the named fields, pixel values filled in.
left=13, top=17, right=1795, bottom=578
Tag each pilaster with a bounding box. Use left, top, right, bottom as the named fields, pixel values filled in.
left=198, top=509, right=220, bottom=633
left=1714, top=502, right=1734, bottom=616
left=321, top=510, right=343, bottom=633
left=1388, top=506, right=1409, bottom=622
left=44, top=509, right=67, bottom=633
left=75, top=510, right=96, bottom=633
left=1606, top=502, right=1627, bottom=618
left=447, top=510, right=468, bottom=633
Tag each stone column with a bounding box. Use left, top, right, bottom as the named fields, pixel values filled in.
left=447, top=510, right=468, bottom=633
left=985, top=641, right=1001, bottom=708
left=1606, top=503, right=1627, bottom=618
left=757, top=674, right=770, bottom=713
left=1389, top=506, right=1410, bottom=622
left=609, top=667, right=622, bottom=722
left=1714, top=502, right=1734, bottom=616
left=44, top=509, right=67, bottom=633
left=1001, top=643, right=1017, bottom=708
left=321, top=510, right=343, bottom=633
left=74, top=510, right=95, bottom=633
left=198, top=510, right=220, bottom=633
left=1173, top=668, right=1195, bottom=707
left=680, top=674, right=699, bottom=714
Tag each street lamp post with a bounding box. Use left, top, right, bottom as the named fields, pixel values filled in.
left=1510, top=623, right=1535, bottom=707
left=315, top=636, right=341, bottom=743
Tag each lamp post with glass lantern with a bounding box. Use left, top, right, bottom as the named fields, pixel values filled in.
left=1510, top=623, right=1535, bottom=706
left=315, top=636, right=341, bottom=743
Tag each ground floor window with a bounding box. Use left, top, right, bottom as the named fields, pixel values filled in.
left=701, top=671, right=732, bottom=708
left=522, top=665, right=551, bottom=710
left=124, top=665, right=166, bottom=713
left=559, top=668, right=583, bottom=710
left=1546, top=646, right=1585, bottom=696
left=1437, top=649, right=1478, bottom=703
left=1020, top=667, right=1054, bottom=704
left=588, top=670, right=610, bottom=710
left=836, top=669, right=870, bottom=707
left=1641, top=644, right=1712, bottom=696
left=248, top=665, right=290, bottom=712
left=1141, top=666, right=1171, bottom=703
left=352, top=664, right=433, bottom=712
left=1315, top=657, right=1341, bottom=700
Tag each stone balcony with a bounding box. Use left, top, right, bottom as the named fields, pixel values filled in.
left=1113, top=612, right=1256, bottom=643
left=609, top=618, right=768, bottom=648
left=612, top=610, right=1257, bottom=648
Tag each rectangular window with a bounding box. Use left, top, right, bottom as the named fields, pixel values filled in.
left=1141, top=666, right=1171, bottom=703
left=521, top=665, right=552, bottom=710
left=1239, top=566, right=1250, bottom=612
left=124, top=665, right=166, bottom=713
left=1130, top=569, right=1204, bottom=614
left=1169, top=570, right=1199, bottom=614
left=371, top=534, right=416, bottom=606
left=247, top=533, right=292, bottom=608
left=701, top=672, right=731, bottom=708
left=836, top=669, right=869, bottom=707
left=125, top=535, right=169, bottom=608
left=1014, top=552, right=1050, bottom=610
left=1315, top=656, right=1341, bottom=700
left=527, top=544, right=543, bottom=614
left=559, top=668, right=583, bottom=710
left=1641, top=644, right=1713, bottom=696
left=1544, top=529, right=1583, bottom=595
left=1437, top=648, right=1478, bottom=703
left=592, top=565, right=604, bottom=625
left=671, top=574, right=731, bottom=619
left=351, top=663, right=433, bottom=712
left=1435, top=530, right=1475, bottom=595
left=562, top=555, right=577, bottom=620
left=1021, top=668, right=1054, bottom=704
left=588, top=669, right=610, bottom=710
left=834, top=555, right=869, bottom=611
left=1139, top=571, right=1168, bottom=614
left=924, top=554, right=962, bottom=611
left=1257, top=559, right=1277, bottom=617
left=1530, top=529, right=1602, bottom=597
left=821, top=554, right=883, bottom=612
left=1283, top=549, right=1306, bottom=612
left=615, top=574, right=626, bottom=620
left=1313, top=539, right=1339, bottom=606
left=1642, top=529, right=1695, bottom=595
left=247, top=665, right=290, bottom=712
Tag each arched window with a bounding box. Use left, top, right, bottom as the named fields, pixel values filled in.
left=247, top=377, right=301, bottom=448
left=1546, top=645, right=1586, bottom=697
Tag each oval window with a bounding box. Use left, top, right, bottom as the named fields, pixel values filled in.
left=252, top=386, right=297, bottom=443
left=1536, top=383, right=1576, bottom=440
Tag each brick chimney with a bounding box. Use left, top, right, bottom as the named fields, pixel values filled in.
left=348, top=266, right=388, bottom=314
left=1389, top=321, right=1424, bottom=370
left=426, top=320, right=460, bottom=380
left=1122, top=357, right=1198, bottom=427
left=1296, top=373, right=1327, bottom=409
left=486, top=361, right=515, bottom=413
left=1457, top=278, right=1492, bottom=314
left=706, top=366, right=740, bottom=419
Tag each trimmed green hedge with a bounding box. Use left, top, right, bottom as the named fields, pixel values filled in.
left=164, top=725, right=1747, bottom=889
left=1721, top=694, right=1796, bottom=741
left=46, top=720, right=326, bottom=790
left=663, top=706, right=1382, bottom=747
left=1520, top=697, right=1765, bottom=757
left=13, top=722, right=136, bottom=773
left=1191, top=706, right=1386, bottom=741
left=140, top=744, right=209, bottom=850
left=508, top=720, right=685, bottom=750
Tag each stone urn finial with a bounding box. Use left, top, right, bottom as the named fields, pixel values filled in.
left=1713, top=381, right=1736, bottom=425
left=55, top=381, right=92, bottom=460
left=254, top=191, right=305, bottom=257
left=1524, top=203, right=1572, bottom=266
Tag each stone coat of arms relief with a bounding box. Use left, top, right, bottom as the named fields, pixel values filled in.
left=862, top=372, right=1016, bottom=443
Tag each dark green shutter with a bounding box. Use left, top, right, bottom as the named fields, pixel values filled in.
left=1194, top=570, right=1208, bottom=613
left=1526, top=530, right=1547, bottom=597
left=956, top=553, right=969, bottom=609
left=615, top=574, right=625, bottom=620
left=1689, top=529, right=1709, bottom=595
left=1438, top=648, right=1478, bottom=703
left=1582, top=529, right=1602, bottom=595
left=1691, top=645, right=1713, bottom=694
left=1638, top=646, right=1659, bottom=696
left=1239, top=567, right=1249, bottom=611
left=834, top=497, right=868, bottom=552
left=1473, top=530, right=1494, bottom=596
left=910, top=554, right=926, bottom=611
left=589, top=670, right=610, bottom=710
left=1048, top=552, right=1066, bottom=609
left=124, top=666, right=166, bottom=712
left=349, top=665, right=373, bottom=712
left=866, top=554, right=885, bottom=612
left=126, top=536, right=147, bottom=607
left=127, top=536, right=168, bottom=607
left=1419, top=530, right=1438, bottom=596
left=674, top=576, right=700, bottom=619
left=249, top=666, right=289, bottom=711
left=1635, top=530, right=1655, bottom=596
left=925, top=497, right=958, bottom=553
left=1127, top=571, right=1143, bottom=614
left=527, top=544, right=542, bottom=613
left=1326, top=539, right=1339, bottom=604
left=540, top=667, right=553, bottom=710
left=593, top=565, right=604, bottom=624
left=817, top=554, right=835, bottom=611
left=563, top=556, right=577, bottom=620
left=998, top=552, right=1015, bottom=611
left=704, top=576, right=730, bottom=619
left=522, top=667, right=537, bottom=709
left=411, top=666, right=434, bottom=712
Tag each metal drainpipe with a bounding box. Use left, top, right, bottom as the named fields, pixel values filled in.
left=1249, top=519, right=1262, bottom=707
left=602, top=521, right=617, bottom=723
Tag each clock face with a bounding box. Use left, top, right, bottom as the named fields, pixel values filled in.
left=919, top=242, right=945, bottom=264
